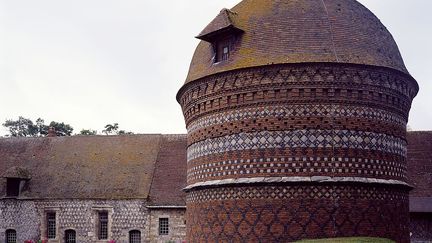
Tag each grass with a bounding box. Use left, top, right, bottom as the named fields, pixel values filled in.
left=294, top=237, right=395, bottom=243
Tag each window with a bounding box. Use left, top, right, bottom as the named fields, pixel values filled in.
left=6, top=229, right=16, bottom=243
left=159, top=218, right=169, bottom=235
left=47, top=212, right=56, bottom=239
left=129, top=230, right=141, bottom=243
left=65, top=230, right=76, bottom=243
left=6, top=178, right=21, bottom=197
left=99, top=211, right=108, bottom=240
left=215, top=37, right=233, bottom=63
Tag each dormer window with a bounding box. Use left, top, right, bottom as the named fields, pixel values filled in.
left=2, top=166, right=31, bottom=198
left=215, top=37, right=233, bottom=63
left=196, top=8, right=244, bottom=63
left=6, top=178, right=21, bottom=197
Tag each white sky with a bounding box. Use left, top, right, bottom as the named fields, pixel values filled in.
left=0, top=0, right=431, bottom=135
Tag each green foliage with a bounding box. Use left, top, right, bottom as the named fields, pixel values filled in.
left=48, top=121, right=73, bottom=136
left=102, top=123, right=134, bottom=135
left=2, top=117, right=73, bottom=137
left=294, top=237, right=395, bottom=243
left=79, top=129, right=97, bottom=135
left=102, top=123, right=119, bottom=135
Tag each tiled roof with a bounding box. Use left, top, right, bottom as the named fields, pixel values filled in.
left=149, top=135, right=187, bottom=206
left=0, top=135, right=163, bottom=199
left=196, top=8, right=243, bottom=42
left=407, top=131, right=432, bottom=198
left=184, top=0, right=409, bottom=84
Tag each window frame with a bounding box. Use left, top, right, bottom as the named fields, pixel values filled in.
left=129, top=230, right=141, bottom=243
left=98, top=211, right=109, bottom=240
left=213, top=36, right=234, bottom=63
left=92, top=206, right=113, bottom=242
left=158, top=217, right=169, bottom=236
left=64, top=229, right=76, bottom=243
left=6, top=229, right=17, bottom=243
left=46, top=211, right=57, bottom=239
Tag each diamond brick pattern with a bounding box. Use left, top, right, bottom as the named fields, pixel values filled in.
left=187, top=129, right=407, bottom=161
left=186, top=185, right=410, bottom=243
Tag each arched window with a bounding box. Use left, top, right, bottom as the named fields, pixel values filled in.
left=129, top=230, right=141, bottom=243
left=5, top=229, right=17, bottom=243
left=64, top=230, right=76, bottom=243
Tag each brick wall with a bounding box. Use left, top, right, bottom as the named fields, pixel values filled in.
left=178, top=63, right=418, bottom=243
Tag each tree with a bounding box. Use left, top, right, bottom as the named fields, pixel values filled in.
left=2, top=117, right=37, bottom=137
left=102, top=123, right=134, bottom=135
left=79, top=129, right=97, bottom=135
left=49, top=121, right=73, bottom=136
left=2, top=117, right=73, bottom=137
left=118, top=130, right=134, bottom=135
left=102, top=123, right=119, bottom=135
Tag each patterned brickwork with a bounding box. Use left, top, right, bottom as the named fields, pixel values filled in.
left=187, top=148, right=407, bottom=185
left=178, top=62, right=418, bottom=242
left=187, top=129, right=407, bottom=161
left=186, top=184, right=410, bottom=243
left=0, top=199, right=40, bottom=243
left=178, top=64, right=417, bottom=126
left=0, top=199, right=185, bottom=243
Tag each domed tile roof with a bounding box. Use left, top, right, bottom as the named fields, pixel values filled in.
left=185, top=0, right=408, bottom=83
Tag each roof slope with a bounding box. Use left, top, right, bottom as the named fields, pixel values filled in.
left=185, top=0, right=409, bottom=83
left=149, top=135, right=187, bottom=206
left=407, top=131, right=432, bottom=197
left=0, top=135, right=162, bottom=199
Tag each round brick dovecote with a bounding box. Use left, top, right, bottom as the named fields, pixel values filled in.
left=178, top=1, right=419, bottom=242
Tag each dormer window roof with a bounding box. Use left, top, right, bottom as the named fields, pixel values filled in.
left=2, top=166, right=32, bottom=180
left=196, top=8, right=244, bottom=43
left=2, top=166, right=31, bottom=198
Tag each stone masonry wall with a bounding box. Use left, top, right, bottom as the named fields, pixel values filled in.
left=0, top=199, right=40, bottom=242
left=411, top=213, right=432, bottom=243
left=0, top=199, right=185, bottom=243
left=148, top=209, right=186, bottom=243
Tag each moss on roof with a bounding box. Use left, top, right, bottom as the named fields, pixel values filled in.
left=0, top=135, right=162, bottom=199
left=184, top=0, right=408, bottom=84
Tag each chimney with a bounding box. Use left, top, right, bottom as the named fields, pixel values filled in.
left=47, top=127, right=56, bottom=137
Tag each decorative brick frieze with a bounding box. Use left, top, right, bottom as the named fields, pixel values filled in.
left=187, top=104, right=406, bottom=134
left=186, top=151, right=407, bottom=184
left=186, top=184, right=408, bottom=203
left=178, top=64, right=417, bottom=126
left=187, top=129, right=407, bottom=162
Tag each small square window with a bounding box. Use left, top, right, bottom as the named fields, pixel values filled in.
left=159, top=218, right=169, bottom=235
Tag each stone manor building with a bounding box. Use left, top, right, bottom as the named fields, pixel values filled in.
left=1, top=0, right=432, bottom=242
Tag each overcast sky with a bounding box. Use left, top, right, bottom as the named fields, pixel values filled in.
left=0, top=0, right=431, bottom=135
